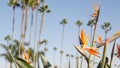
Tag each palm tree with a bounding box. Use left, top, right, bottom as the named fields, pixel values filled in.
left=38, top=4, right=51, bottom=37
left=33, top=0, right=40, bottom=68
left=87, top=19, right=95, bottom=67
left=8, top=0, right=20, bottom=41
left=75, top=20, right=83, bottom=33
left=0, top=44, right=13, bottom=68
left=75, top=20, right=82, bottom=68
left=43, top=39, right=48, bottom=56
left=37, top=3, right=51, bottom=52
left=71, top=55, right=74, bottom=68
left=33, top=0, right=44, bottom=67
left=87, top=19, right=94, bottom=43
left=66, top=54, right=70, bottom=68
left=28, top=0, right=36, bottom=53
left=60, top=18, right=68, bottom=68
left=44, top=47, right=48, bottom=56
left=101, top=22, right=112, bottom=38
left=53, top=47, right=57, bottom=67
left=0, top=38, right=20, bottom=68
left=101, top=22, right=112, bottom=68
left=23, top=0, right=30, bottom=38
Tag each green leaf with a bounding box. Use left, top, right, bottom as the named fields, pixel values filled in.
left=15, top=58, right=33, bottom=68
left=5, top=35, right=11, bottom=41
left=41, top=54, right=52, bottom=68
left=97, top=57, right=110, bottom=68
left=8, top=50, right=33, bottom=68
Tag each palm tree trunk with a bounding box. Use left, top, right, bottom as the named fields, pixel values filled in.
left=12, top=6, right=15, bottom=41
left=68, top=58, right=70, bottom=68
left=33, top=6, right=39, bottom=68
left=77, top=26, right=80, bottom=68
left=38, top=55, right=40, bottom=68
left=24, top=5, right=29, bottom=38
left=60, top=25, right=65, bottom=68
left=39, top=12, right=45, bottom=36
left=28, top=9, right=34, bottom=49
left=53, top=50, right=56, bottom=67
left=10, top=63, right=12, bottom=68
left=19, top=6, right=25, bottom=56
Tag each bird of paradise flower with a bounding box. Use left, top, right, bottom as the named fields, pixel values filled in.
left=74, top=29, right=100, bottom=68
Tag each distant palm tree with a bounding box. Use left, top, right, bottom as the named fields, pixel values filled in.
left=66, top=54, right=69, bottom=68
left=44, top=47, right=48, bottom=56
left=101, top=22, right=112, bottom=39
left=60, top=18, right=68, bottom=68
left=75, top=20, right=83, bottom=33
left=53, top=47, right=57, bottom=67
left=75, top=20, right=82, bottom=68
left=101, top=22, right=112, bottom=68
left=71, top=55, right=74, bottom=68
left=41, top=39, right=48, bottom=56
left=87, top=19, right=94, bottom=43
left=87, top=19, right=95, bottom=67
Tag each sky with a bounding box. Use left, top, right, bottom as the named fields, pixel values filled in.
left=0, top=0, right=120, bottom=68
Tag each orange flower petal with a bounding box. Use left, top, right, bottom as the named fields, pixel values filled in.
left=117, top=44, right=120, bottom=55
left=81, top=29, right=85, bottom=43
left=92, top=13, right=98, bottom=17
left=94, top=5, right=99, bottom=12
left=86, top=47, right=100, bottom=58
left=98, top=35, right=102, bottom=43
left=80, top=29, right=89, bottom=48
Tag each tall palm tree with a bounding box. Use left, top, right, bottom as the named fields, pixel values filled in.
left=19, top=0, right=25, bottom=56
left=75, top=20, right=82, bottom=68
left=60, top=18, right=68, bottom=68
left=38, top=4, right=50, bottom=37
left=33, top=0, right=40, bottom=68
left=8, top=0, right=20, bottom=41
left=28, top=0, right=36, bottom=51
left=37, top=3, right=51, bottom=52
left=53, top=47, right=57, bottom=67
left=23, top=0, right=30, bottom=38
left=101, top=22, right=112, bottom=68
left=33, top=0, right=44, bottom=67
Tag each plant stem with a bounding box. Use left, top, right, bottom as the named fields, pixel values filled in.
left=101, top=33, right=107, bottom=68
left=110, top=40, right=116, bottom=68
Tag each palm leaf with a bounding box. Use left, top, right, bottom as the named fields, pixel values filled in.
left=0, top=53, right=13, bottom=63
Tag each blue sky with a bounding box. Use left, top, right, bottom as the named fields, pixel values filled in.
left=0, top=0, right=120, bottom=68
